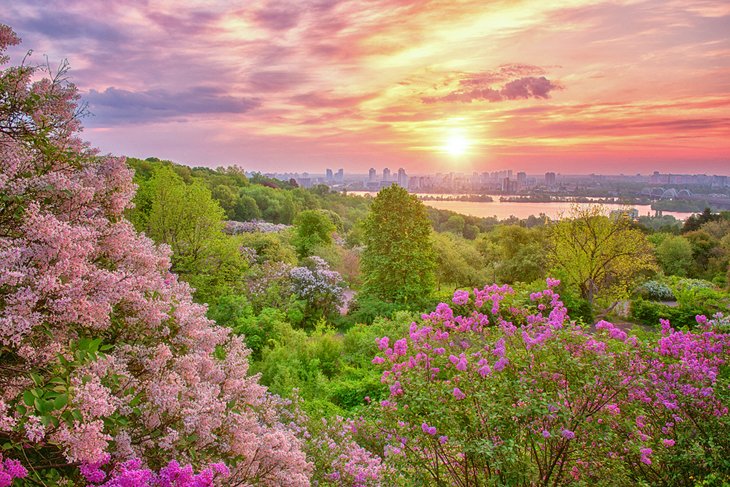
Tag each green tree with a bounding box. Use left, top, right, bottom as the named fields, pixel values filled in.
left=433, top=232, right=489, bottom=290
left=233, top=193, right=262, bottom=220
left=361, top=185, right=436, bottom=305
left=547, top=206, right=656, bottom=310
left=655, top=235, right=694, bottom=277
left=443, top=214, right=465, bottom=235
left=681, top=207, right=720, bottom=233
left=292, top=209, right=337, bottom=258
left=144, top=166, right=226, bottom=272
left=462, top=223, right=480, bottom=240
left=211, top=184, right=238, bottom=219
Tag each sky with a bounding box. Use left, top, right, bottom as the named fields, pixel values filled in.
left=3, top=0, right=730, bottom=175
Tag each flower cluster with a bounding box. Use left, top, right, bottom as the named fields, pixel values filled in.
left=80, top=457, right=229, bottom=486
left=0, top=26, right=311, bottom=485
left=291, top=401, right=385, bottom=487
left=366, top=279, right=730, bottom=485
left=224, top=220, right=290, bottom=234
left=289, top=258, right=345, bottom=314
left=0, top=455, right=27, bottom=487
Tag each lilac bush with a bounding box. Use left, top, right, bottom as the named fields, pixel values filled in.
left=225, top=220, right=291, bottom=234
left=365, top=279, right=730, bottom=485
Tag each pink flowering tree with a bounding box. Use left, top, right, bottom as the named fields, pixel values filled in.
left=366, top=280, right=730, bottom=485
left=0, top=25, right=310, bottom=485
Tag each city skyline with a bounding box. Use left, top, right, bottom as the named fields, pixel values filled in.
left=4, top=1, right=729, bottom=174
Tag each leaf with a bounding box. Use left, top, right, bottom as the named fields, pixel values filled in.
left=30, top=372, right=44, bottom=386
left=24, top=390, right=35, bottom=406
left=54, top=394, right=68, bottom=409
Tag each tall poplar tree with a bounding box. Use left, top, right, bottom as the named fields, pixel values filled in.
left=361, top=184, right=436, bottom=305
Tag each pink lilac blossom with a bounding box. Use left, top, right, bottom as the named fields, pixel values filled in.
left=0, top=27, right=312, bottom=485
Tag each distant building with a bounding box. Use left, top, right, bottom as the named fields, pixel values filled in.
left=397, top=168, right=408, bottom=188
left=325, top=168, right=333, bottom=182
left=545, top=172, right=556, bottom=186
left=502, top=177, right=517, bottom=193
left=296, top=177, right=313, bottom=188
left=335, top=168, right=344, bottom=183
left=516, top=171, right=527, bottom=189
left=383, top=167, right=391, bottom=182
left=368, top=167, right=376, bottom=182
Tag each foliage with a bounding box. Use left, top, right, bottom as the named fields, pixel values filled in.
left=655, top=235, right=694, bottom=277
left=292, top=209, right=336, bottom=257
left=366, top=280, right=730, bottom=485
left=681, top=208, right=723, bottom=234
left=547, top=205, right=656, bottom=308
left=361, top=185, right=436, bottom=306
left=346, top=294, right=407, bottom=325
left=134, top=166, right=227, bottom=272
left=432, top=232, right=490, bottom=291
left=476, top=225, right=548, bottom=285
left=636, top=280, right=676, bottom=301
left=0, top=26, right=310, bottom=485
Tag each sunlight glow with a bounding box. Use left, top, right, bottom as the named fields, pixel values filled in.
left=444, top=133, right=470, bottom=156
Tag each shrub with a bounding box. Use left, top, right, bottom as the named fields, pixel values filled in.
left=364, top=280, right=730, bottom=485
left=636, top=280, right=676, bottom=301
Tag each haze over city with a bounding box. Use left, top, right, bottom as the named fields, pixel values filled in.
left=4, top=0, right=729, bottom=174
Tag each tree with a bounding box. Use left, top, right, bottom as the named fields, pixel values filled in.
left=233, top=193, right=262, bottom=220
left=443, top=214, right=465, bottom=235
left=655, top=235, right=694, bottom=277
left=291, top=209, right=336, bottom=258
left=0, top=26, right=311, bottom=485
left=432, top=232, right=489, bottom=290
left=681, top=207, right=720, bottom=233
left=143, top=166, right=226, bottom=273
left=361, top=185, right=436, bottom=305
left=547, top=206, right=656, bottom=309
left=477, top=225, right=547, bottom=284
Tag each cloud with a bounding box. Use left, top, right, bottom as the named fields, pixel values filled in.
left=85, top=86, right=260, bottom=125
left=501, top=76, right=559, bottom=100
left=422, top=67, right=561, bottom=104
left=13, top=10, right=127, bottom=42
left=458, top=64, right=547, bottom=87
left=248, top=70, right=307, bottom=92
left=254, top=2, right=303, bottom=30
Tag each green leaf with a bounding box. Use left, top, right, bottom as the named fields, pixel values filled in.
left=54, top=394, right=68, bottom=409
left=23, top=390, right=35, bottom=406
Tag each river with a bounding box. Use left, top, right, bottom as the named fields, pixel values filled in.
left=348, top=192, right=694, bottom=221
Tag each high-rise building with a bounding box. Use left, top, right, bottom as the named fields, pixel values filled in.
left=383, top=167, right=391, bottom=182
left=369, top=168, right=376, bottom=182
left=545, top=172, right=556, bottom=186
left=516, top=172, right=526, bottom=190
left=335, top=168, right=344, bottom=183
left=502, top=177, right=517, bottom=193
left=397, top=168, right=408, bottom=188
left=325, top=168, right=333, bottom=182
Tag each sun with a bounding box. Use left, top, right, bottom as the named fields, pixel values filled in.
left=444, top=133, right=469, bottom=156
